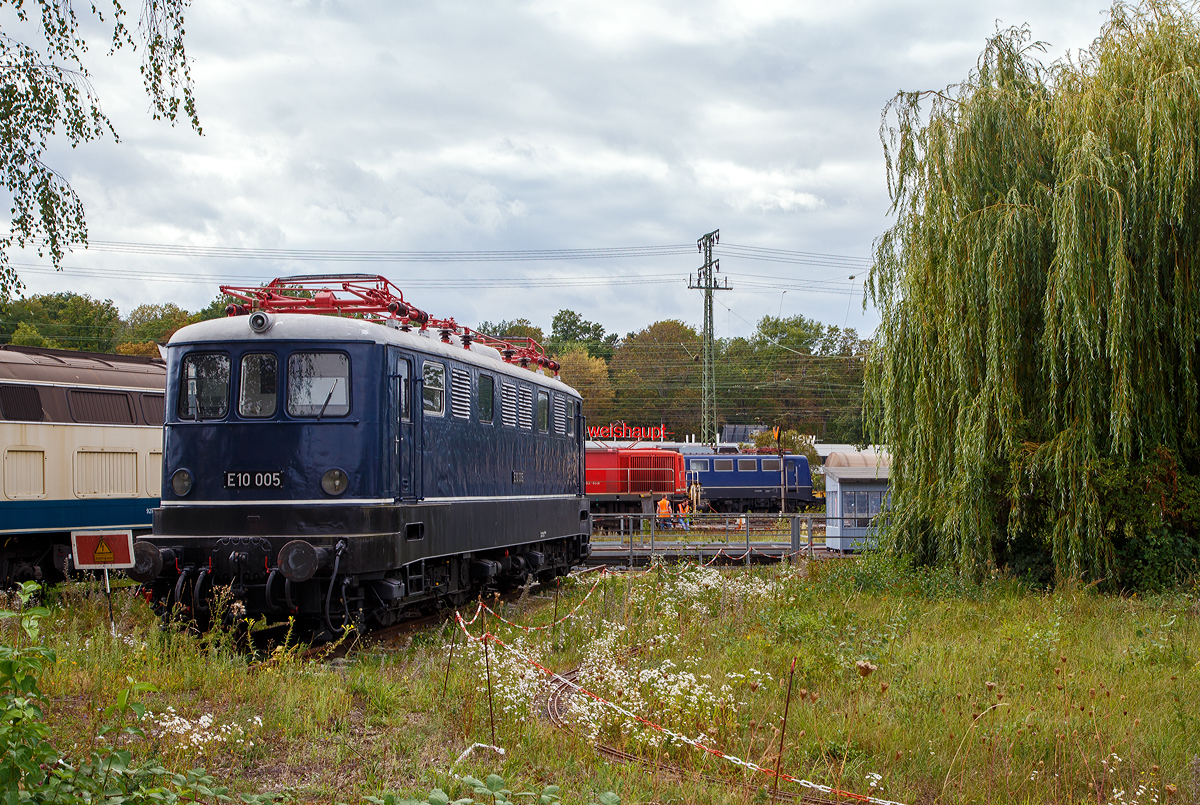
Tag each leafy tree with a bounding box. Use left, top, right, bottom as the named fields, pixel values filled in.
left=609, top=320, right=701, bottom=437
left=0, top=292, right=120, bottom=351
left=556, top=347, right=615, bottom=423
left=121, top=302, right=190, bottom=345
left=0, top=0, right=200, bottom=298
left=866, top=2, right=1200, bottom=585
left=8, top=321, right=60, bottom=348
left=548, top=309, right=618, bottom=360
left=717, top=315, right=867, bottom=442
left=477, top=318, right=545, bottom=344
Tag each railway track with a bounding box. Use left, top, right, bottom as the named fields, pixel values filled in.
left=249, top=573, right=577, bottom=660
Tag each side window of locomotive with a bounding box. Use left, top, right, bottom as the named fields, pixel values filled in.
left=689, top=459, right=709, bottom=472
left=478, top=374, right=494, bottom=423
left=287, top=352, right=350, bottom=417
left=713, top=458, right=734, bottom=472
left=761, top=458, right=781, bottom=472
left=737, top=458, right=758, bottom=472
left=178, top=353, right=231, bottom=420
left=239, top=353, right=278, bottom=418
left=140, top=393, right=165, bottom=426
left=566, top=400, right=577, bottom=437
left=0, top=384, right=44, bottom=421
left=536, top=390, right=549, bottom=432
left=422, top=361, right=445, bottom=416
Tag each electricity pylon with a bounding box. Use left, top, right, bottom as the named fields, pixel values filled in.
left=688, top=229, right=729, bottom=445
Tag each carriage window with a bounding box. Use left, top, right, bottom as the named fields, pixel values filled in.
left=422, top=361, right=445, bottom=416
left=478, top=375, right=494, bottom=423
left=287, top=352, right=350, bottom=417
left=238, top=353, right=278, bottom=418
left=737, top=458, right=757, bottom=472
left=714, top=458, right=734, bottom=472
left=761, top=458, right=781, bottom=472
left=566, top=399, right=576, bottom=436
left=178, top=353, right=230, bottom=420
left=689, top=459, right=709, bottom=472
left=0, top=384, right=43, bottom=421
left=537, top=390, right=549, bottom=432
left=140, top=393, right=165, bottom=426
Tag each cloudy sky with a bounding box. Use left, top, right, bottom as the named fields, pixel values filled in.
left=14, top=0, right=1113, bottom=340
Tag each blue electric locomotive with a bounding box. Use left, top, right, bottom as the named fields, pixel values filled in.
left=129, top=276, right=591, bottom=631
left=685, top=453, right=813, bottom=512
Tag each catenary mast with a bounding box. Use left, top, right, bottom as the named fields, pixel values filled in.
left=689, top=229, right=729, bottom=445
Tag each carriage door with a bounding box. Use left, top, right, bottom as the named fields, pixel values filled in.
left=388, top=349, right=416, bottom=501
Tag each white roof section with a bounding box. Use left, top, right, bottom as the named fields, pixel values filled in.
left=824, top=451, right=890, bottom=481
left=824, top=465, right=891, bottom=481
left=168, top=313, right=580, bottom=398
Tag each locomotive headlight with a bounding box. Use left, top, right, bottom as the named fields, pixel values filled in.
left=171, top=468, right=194, bottom=496
left=321, top=468, right=348, bottom=495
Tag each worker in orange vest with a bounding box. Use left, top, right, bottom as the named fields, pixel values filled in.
left=676, top=498, right=691, bottom=531
left=656, top=496, right=672, bottom=528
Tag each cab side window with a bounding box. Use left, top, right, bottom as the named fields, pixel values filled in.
left=478, top=374, right=494, bottom=423
left=179, top=353, right=231, bottom=420
left=423, top=361, right=445, bottom=416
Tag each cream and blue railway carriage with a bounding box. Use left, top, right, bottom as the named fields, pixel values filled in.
left=0, top=345, right=166, bottom=584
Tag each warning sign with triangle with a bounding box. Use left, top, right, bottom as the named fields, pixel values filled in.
left=93, top=538, right=115, bottom=563
left=70, top=530, right=135, bottom=569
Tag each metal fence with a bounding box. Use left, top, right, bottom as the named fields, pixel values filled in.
left=588, top=511, right=835, bottom=564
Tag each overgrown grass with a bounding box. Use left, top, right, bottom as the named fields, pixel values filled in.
left=25, top=555, right=1200, bottom=804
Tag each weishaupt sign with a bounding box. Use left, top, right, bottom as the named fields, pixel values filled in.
left=587, top=423, right=667, bottom=441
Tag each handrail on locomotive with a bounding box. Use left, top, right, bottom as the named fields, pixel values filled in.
left=219, top=274, right=561, bottom=373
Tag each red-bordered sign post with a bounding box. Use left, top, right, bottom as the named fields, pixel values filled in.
left=71, top=530, right=135, bottom=570
left=71, top=530, right=135, bottom=631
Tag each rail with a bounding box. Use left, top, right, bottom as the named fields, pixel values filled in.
left=588, top=512, right=880, bottom=566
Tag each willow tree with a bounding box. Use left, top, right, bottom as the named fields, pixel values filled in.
left=867, top=1, right=1200, bottom=586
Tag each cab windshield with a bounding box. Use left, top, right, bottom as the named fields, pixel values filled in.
left=178, top=353, right=230, bottom=420
left=288, top=352, right=350, bottom=417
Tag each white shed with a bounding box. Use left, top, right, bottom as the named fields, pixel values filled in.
left=824, top=451, right=890, bottom=551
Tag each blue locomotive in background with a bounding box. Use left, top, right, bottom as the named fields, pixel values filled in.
left=685, top=452, right=813, bottom=512
left=130, top=276, right=590, bottom=632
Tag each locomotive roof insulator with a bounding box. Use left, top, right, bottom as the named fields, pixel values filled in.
left=225, top=304, right=248, bottom=317
left=387, top=300, right=410, bottom=318
left=519, top=356, right=530, bottom=368
left=439, top=329, right=452, bottom=343
left=460, top=333, right=474, bottom=349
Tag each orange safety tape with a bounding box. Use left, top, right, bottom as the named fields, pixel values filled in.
left=451, top=613, right=906, bottom=805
